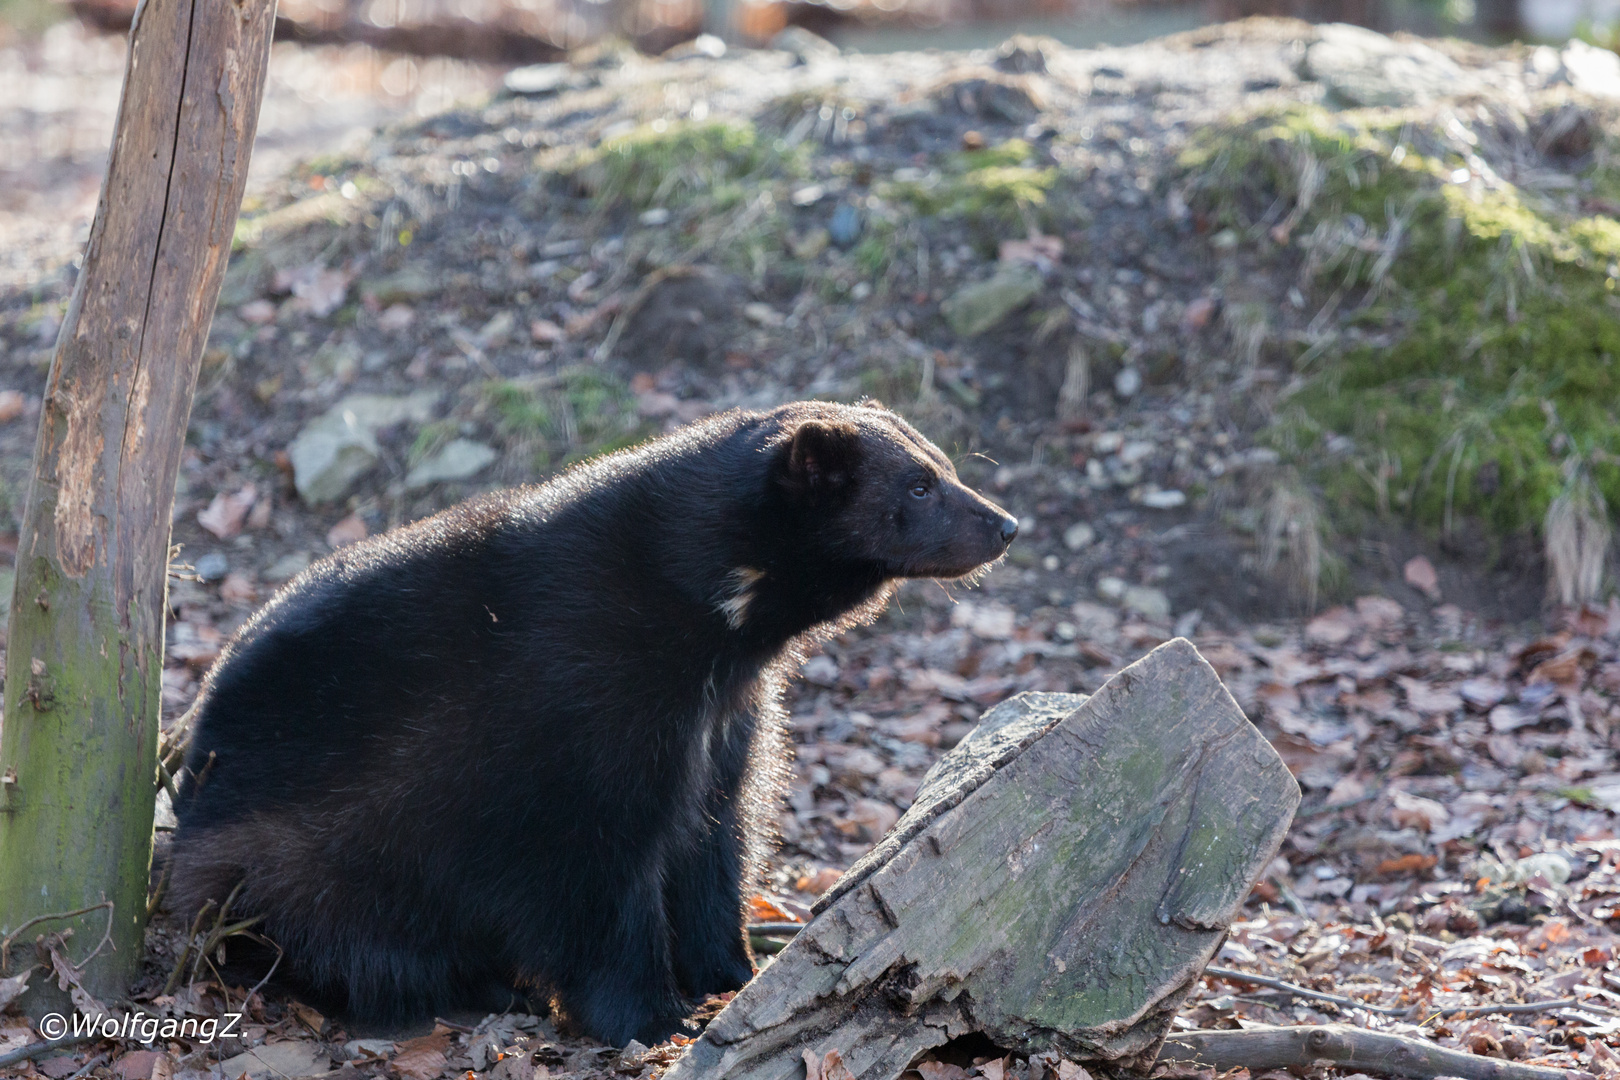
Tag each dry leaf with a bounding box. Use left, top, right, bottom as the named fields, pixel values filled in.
left=327, top=513, right=369, bottom=549
left=918, top=1062, right=971, bottom=1080
left=1404, top=555, right=1441, bottom=600
left=197, top=485, right=258, bottom=540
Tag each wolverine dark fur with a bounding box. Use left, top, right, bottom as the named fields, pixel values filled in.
left=169, top=400, right=1018, bottom=1045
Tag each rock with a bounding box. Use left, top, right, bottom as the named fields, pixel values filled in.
left=362, top=265, right=439, bottom=306
left=193, top=552, right=229, bottom=582
left=1558, top=40, right=1620, bottom=98
left=1062, top=522, right=1095, bottom=551
left=405, top=439, right=497, bottom=490
left=219, top=1042, right=329, bottom=1080
left=1096, top=575, right=1128, bottom=601
left=942, top=264, right=1043, bottom=337
left=773, top=26, right=840, bottom=63
left=640, top=207, right=671, bottom=225
left=995, top=34, right=1057, bottom=74
left=1138, top=488, right=1186, bottom=509
left=263, top=551, right=312, bottom=583
left=1303, top=24, right=1480, bottom=107
left=1113, top=366, right=1142, bottom=398
left=1123, top=585, right=1171, bottom=622
left=341, top=1039, right=397, bottom=1061
left=829, top=203, right=863, bottom=249
left=288, top=391, right=439, bottom=504
left=504, top=62, right=572, bottom=96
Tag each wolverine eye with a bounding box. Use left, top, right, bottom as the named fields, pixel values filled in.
left=910, top=482, right=931, bottom=499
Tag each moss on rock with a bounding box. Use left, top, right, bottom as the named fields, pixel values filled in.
left=1183, top=103, right=1620, bottom=545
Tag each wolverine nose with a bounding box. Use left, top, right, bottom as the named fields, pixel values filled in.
left=998, top=515, right=1019, bottom=546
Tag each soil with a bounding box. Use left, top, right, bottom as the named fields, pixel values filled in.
left=4, top=15, right=1620, bottom=1080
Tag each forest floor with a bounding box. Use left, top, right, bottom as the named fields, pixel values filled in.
left=5, top=13, right=1620, bottom=1080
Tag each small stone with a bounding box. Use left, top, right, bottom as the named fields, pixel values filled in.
left=405, top=439, right=497, bottom=490
left=941, top=264, right=1043, bottom=337
left=219, top=1042, right=329, bottom=1080
left=0, top=391, right=26, bottom=423
left=476, top=310, right=516, bottom=347
left=950, top=600, right=1016, bottom=640
left=530, top=318, right=566, bottom=343
left=362, top=265, right=438, bottom=306
left=1122, top=585, right=1171, bottom=622
left=639, top=207, right=671, bottom=226
left=791, top=184, right=826, bottom=207
left=829, top=202, right=863, bottom=249
left=263, top=551, right=312, bottom=583
left=1180, top=296, right=1218, bottom=334
left=1559, top=40, right=1620, bottom=98
left=1096, top=576, right=1127, bottom=602
left=802, top=654, right=838, bottom=687
left=193, top=552, right=228, bottom=582
left=1138, top=488, right=1185, bottom=509
left=1303, top=23, right=1480, bottom=107
left=743, top=302, right=785, bottom=327
left=288, top=391, right=440, bottom=504
left=1113, top=366, right=1142, bottom=398
left=1062, top=522, right=1095, bottom=551
left=504, top=62, right=571, bottom=96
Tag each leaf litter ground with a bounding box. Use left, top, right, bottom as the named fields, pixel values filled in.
left=5, top=15, right=1620, bottom=1080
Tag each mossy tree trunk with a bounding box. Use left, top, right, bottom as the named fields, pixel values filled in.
left=667, top=640, right=1301, bottom=1080
left=0, top=0, right=277, bottom=1009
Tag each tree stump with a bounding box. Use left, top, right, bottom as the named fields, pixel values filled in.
left=666, top=638, right=1300, bottom=1080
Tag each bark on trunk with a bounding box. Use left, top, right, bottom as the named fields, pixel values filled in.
left=666, top=638, right=1301, bottom=1080
left=0, top=0, right=277, bottom=1009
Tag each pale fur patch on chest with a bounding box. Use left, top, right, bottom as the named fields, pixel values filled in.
left=716, top=566, right=765, bottom=629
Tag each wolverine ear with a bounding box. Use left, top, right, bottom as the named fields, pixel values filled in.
left=784, top=420, right=862, bottom=495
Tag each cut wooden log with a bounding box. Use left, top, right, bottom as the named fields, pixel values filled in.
left=666, top=638, right=1300, bottom=1080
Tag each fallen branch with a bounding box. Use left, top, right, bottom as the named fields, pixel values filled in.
left=1160, top=1024, right=1595, bottom=1080
left=0, top=1036, right=97, bottom=1070
left=1206, top=967, right=1599, bottom=1020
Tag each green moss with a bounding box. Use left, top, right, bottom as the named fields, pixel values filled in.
left=482, top=369, right=646, bottom=469
left=884, top=139, right=1057, bottom=228
left=1184, top=105, right=1620, bottom=541
left=571, top=121, right=802, bottom=210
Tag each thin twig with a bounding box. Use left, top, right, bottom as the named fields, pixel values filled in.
left=1205, top=965, right=1409, bottom=1016
left=0, top=1036, right=96, bottom=1069
left=1206, top=966, right=1594, bottom=1021
left=155, top=758, right=180, bottom=801
left=0, top=902, right=115, bottom=976
left=746, top=922, right=805, bottom=936
left=146, top=862, right=173, bottom=923
left=1161, top=1023, right=1591, bottom=1080
left=66, top=1052, right=109, bottom=1080
left=242, top=936, right=284, bottom=1005
left=164, top=899, right=216, bottom=995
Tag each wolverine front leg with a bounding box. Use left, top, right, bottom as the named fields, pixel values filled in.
left=665, top=711, right=757, bottom=998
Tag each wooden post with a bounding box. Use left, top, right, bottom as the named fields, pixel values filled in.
left=666, top=640, right=1301, bottom=1080
left=0, top=0, right=277, bottom=1008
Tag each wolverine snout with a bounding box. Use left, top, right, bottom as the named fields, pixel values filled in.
left=997, top=515, right=1019, bottom=546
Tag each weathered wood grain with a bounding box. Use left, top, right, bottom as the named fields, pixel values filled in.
left=666, top=639, right=1300, bottom=1080
left=0, top=0, right=277, bottom=1005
